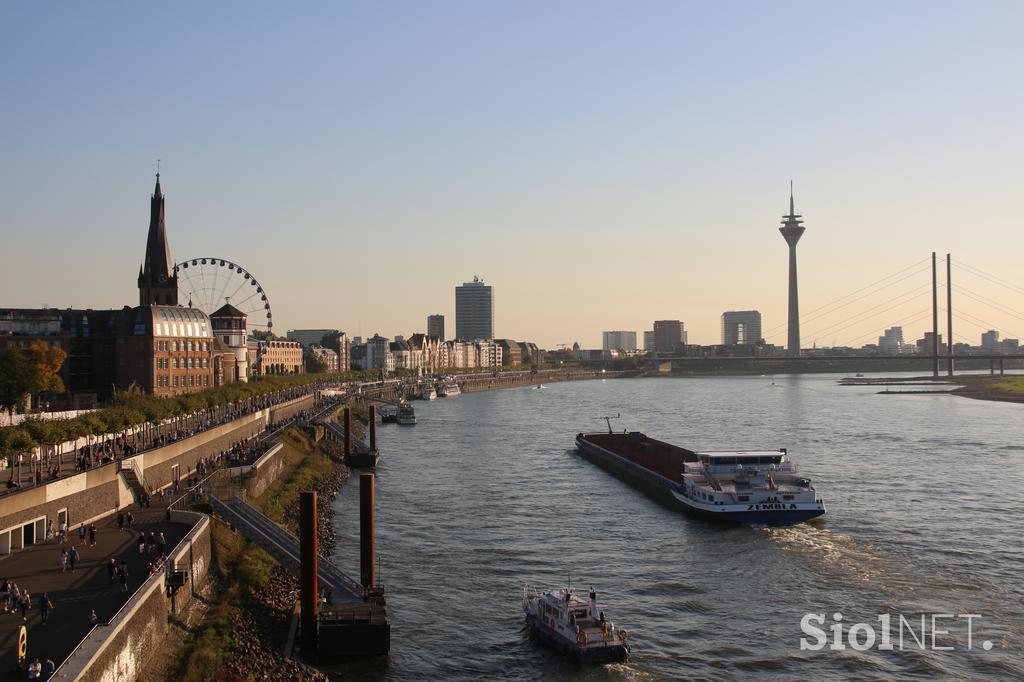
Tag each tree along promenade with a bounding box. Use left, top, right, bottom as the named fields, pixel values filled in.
left=0, top=380, right=341, bottom=497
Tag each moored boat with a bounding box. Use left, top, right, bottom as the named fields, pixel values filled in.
left=522, top=586, right=629, bottom=662
left=575, top=429, right=825, bottom=526
left=397, top=401, right=417, bottom=425
left=420, top=384, right=437, bottom=400
left=438, top=378, right=461, bottom=397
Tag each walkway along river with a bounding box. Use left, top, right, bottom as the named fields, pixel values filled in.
left=327, top=374, right=1023, bottom=680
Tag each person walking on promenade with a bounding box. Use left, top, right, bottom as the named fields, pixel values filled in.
left=77, top=524, right=85, bottom=543
left=88, top=609, right=98, bottom=625
left=59, top=548, right=68, bottom=573
left=9, top=584, right=19, bottom=612
left=107, top=558, right=117, bottom=584
left=138, top=535, right=145, bottom=554
left=27, top=658, right=41, bottom=680
left=43, top=658, right=55, bottom=680
left=59, top=521, right=67, bottom=544
left=147, top=531, right=155, bottom=554
left=89, top=524, right=97, bottom=547
left=117, top=512, right=124, bottom=532
left=126, top=511, right=134, bottom=530
left=38, top=593, right=52, bottom=624
left=157, top=532, right=166, bottom=555
left=119, top=564, right=129, bottom=592
left=68, top=546, right=78, bottom=572
left=46, top=520, right=55, bottom=541
left=19, top=591, right=30, bottom=621
left=0, top=579, right=8, bottom=612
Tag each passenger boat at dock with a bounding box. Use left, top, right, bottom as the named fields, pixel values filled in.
left=575, top=429, right=825, bottom=526
left=420, top=384, right=437, bottom=400
left=522, top=586, right=629, bottom=662
left=438, top=378, right=461, bottom=397
left=397, top=401, right=417, bottom=425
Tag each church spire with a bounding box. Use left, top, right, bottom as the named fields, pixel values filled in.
left=138, top=172, right=178, bottom=306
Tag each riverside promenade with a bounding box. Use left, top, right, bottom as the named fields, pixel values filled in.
left=0, top=499, right=187, bottom=678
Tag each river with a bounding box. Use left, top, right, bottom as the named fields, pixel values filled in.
left=326, top=374, right=1024, bottom=680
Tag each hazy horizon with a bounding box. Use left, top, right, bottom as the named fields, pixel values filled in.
left=3, top=2, right=1022, bottom=348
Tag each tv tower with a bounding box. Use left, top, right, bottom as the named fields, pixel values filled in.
left=779, top=182, right=806, bottom=356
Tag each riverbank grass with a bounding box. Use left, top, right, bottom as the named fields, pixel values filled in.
left=251, top=427, right=333, bottom=531
left=989, top=376, right=1024, bottom=394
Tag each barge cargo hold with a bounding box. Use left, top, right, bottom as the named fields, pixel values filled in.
left=575, top=431, right=825, bottom=526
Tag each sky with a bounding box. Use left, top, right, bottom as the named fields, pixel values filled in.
left=2, top=1, right=1023, bottom=348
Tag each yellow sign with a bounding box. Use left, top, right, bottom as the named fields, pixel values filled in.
left=17, top=625, right=27, bottom=666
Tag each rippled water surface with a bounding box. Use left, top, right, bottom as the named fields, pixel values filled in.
left=326, top=375, right=1024, bottom=680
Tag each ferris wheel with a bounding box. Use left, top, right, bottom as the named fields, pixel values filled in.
left=174, top=257, right=273, bottom=332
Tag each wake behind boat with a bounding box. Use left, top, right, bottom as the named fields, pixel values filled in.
left=575, top=427, right=825, bottom=526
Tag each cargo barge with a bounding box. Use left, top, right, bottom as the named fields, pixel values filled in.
left=575, top=431, right=825, bottom=526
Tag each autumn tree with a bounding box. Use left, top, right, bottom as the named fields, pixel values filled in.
left=24, top=340, right=67, bottom=394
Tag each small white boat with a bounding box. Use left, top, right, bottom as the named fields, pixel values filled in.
left=522, top=586, right=629, bottom=662
left=421, top=385, right=437, bottom=400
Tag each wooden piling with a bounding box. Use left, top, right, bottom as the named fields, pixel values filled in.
left=299, top=491, right=319, bottom=655
left=360, top=473, right=375, bottom=588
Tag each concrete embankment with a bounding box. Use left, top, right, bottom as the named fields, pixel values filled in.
left=159, top=427, right=350, bottom=681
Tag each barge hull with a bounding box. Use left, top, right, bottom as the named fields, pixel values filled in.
left=576, top=433, right=823, bottom=526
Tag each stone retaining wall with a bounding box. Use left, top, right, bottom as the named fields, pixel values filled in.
left=241, top=443, right=285, bottom=500
left=0, top=395, right=311, bottom=556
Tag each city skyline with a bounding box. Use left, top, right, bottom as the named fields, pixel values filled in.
left=2, top=3, right=1023, bottom=348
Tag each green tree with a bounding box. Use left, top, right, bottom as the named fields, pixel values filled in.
left=0, top=349, right=37, bottom=420
left=305, top=353, right=328, bottom=374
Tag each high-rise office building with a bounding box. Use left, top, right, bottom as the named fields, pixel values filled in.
left=643, top=331, right=655, bottom=351
left=653, top=320, right=686, bottom=353
left=287, top=328, right=339, bottom=348
left=602, top=331, right=637, bottom=352
left=455, top=277, right=494, bottom=340
left=721, top=311, right=762, bottom=346
left=878, top=326, right=904, bottom=354
left=427, top=314, right=445, bottom=341
left=981, top=330, right=1000, bottom=351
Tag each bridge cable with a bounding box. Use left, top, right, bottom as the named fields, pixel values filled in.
left=952, top=285, right=1024, bottom=325
left=951, top=310, right=1024, bottom=342
left=760, top=257, right=932, bottom=338
left=836, top=308, right=935, bottom=348
left=795, top=283, right=933, bottom=346
left=952, top=259, right=1024, bottom=297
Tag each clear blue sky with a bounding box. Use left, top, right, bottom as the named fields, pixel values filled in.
left=2, top=1, right=1022, bottom=347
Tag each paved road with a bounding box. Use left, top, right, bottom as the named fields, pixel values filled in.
left=0, top=503, right=190, bottom=679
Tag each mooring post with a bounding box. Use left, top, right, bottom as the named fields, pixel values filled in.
left=343, top=407, right=352, bottom=457
left=299, top=491, right=319, bottom=655
left=369, top=404, right=377, bottom=452
left=360, top=473, right=375, bottom=588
